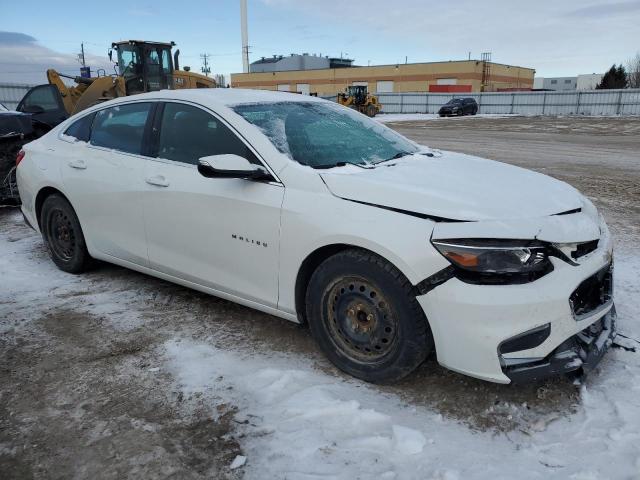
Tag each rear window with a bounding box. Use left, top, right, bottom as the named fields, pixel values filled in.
left=64, top=113, right=95, bottom=142
left=90, top=103, right=151, bottom=155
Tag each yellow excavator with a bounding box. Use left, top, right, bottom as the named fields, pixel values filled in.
left=337, top=85, right=381, bottom=117
left=17, top=40, right=216, bottom=126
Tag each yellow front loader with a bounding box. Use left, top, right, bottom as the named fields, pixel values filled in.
left=337, top=85, right=381, bottom=117
left=18, top=40, right=216, bottom=126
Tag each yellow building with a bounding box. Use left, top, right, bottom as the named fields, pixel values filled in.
left=231, top=60, right=535, bottom=95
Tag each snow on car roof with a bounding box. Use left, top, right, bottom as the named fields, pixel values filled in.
left=112, top=88, right=326, bottom=108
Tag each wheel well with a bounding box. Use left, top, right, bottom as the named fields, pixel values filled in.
left=294, top=244, right=414, bottom=325
left=34, top=187, right=68, bottom=229
left=294, top=244, right=353, bottom=324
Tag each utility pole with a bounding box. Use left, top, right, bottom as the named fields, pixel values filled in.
left=240, top=0, right=249, bottom=73
left=200, top=53, right=212, bottom=77
left=78, top=42, right=90, bottom=78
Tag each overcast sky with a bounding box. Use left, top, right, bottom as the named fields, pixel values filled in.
left=1, top=0, right=639, bottom=84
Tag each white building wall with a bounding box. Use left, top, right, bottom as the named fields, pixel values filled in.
left=577, top=74, right=604, bottom=90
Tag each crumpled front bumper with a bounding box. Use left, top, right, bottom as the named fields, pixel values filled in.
left=503, top=306, right=616, bottom=383
left=416, top=222, right=614, bottom=384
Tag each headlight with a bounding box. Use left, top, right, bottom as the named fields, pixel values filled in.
left=432, top=239, right=553, bottom=283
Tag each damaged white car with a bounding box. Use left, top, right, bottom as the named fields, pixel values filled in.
left=16, top=90, right=615, bottom=384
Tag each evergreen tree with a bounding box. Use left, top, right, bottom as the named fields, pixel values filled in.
left=596, top=64, right=628, bottom=89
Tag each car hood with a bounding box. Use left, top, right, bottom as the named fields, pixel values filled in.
left=319, top=151, right=585, bottom=222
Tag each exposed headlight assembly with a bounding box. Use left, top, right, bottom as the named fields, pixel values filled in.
left=432, top=239, right=554, bottom=284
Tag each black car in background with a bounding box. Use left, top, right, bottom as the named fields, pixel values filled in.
left=438, top=97, right=478, bottom=117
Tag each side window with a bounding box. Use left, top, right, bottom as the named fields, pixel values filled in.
left=64, top=113, right=95, bottom=142
left=90, top=103, right=151, bottom=155
left=161, top=49, right=171, bottom=75
left=19, top=85, right=61, bottom=113
left=157, top=103, right=258, bottom=165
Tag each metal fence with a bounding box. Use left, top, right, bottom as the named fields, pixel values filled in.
left=371, top=89, right=640, bottom=116
left=0, top=83, right=33, bottom=110
left=4, top=82, right=639, bottom=116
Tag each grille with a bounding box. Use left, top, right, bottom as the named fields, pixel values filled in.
left=570, top=263, right=613, bottom=319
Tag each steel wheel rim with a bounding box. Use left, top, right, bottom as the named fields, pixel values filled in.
left=46, top=208, right=76, bottom=261
left=324, top=276, right=399, bottom=362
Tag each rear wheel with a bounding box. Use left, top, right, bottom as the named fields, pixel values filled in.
left=40, top=194, right=93, bottom=273
left=306, top=249, right=433, bottom=383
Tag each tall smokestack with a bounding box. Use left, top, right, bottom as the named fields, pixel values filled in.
left=240, top=0, right=249, bottom=73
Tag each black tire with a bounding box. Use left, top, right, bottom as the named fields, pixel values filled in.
left=306, top=249, right=433, bottom=383
left=472, top=107, right=478, bottom=115
left=40, top=194, right=93, bottom=273
left=366, top=104, right=377, bottom=117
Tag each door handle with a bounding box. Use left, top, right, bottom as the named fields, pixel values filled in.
left=145, top=175, right=170, bottom=187
left=68, top=160, right=87, bottom=170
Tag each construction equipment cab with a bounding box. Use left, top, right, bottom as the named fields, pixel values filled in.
left=111, top=40, right=216, bottom=93
left=112, top=40, right=172, bottom=93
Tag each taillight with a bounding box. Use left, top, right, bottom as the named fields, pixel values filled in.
left=16, top=150, right=25, bottom=167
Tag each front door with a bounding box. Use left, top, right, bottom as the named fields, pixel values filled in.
left=143, top=101, right=284, bottom=307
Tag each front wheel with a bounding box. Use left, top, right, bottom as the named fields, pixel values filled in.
left=40, top=194, right=93, bottom=273
left=366, top=104, right=377, bottom=117
left=306, top=249, right=433, bottom=383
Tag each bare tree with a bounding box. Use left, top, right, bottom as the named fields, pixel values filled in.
left=627, top=52, right=640, bottom=88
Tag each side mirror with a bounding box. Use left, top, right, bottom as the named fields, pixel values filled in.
left=108, top=49, right=113, bottom=62
left=197, top=154, right=272, bottom=181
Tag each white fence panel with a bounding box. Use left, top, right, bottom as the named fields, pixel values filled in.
left=0, top=83, right=33, bottom=110
left=354, top=89, right=640, bottom=117
left=620, top=91, right=640, bottom=115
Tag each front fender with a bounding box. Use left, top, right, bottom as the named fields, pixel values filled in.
left=277, top=187, right=449, bottom=316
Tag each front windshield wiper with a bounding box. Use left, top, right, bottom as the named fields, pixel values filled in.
left=312, top=161, right=353, bottom=170
left=380, top=151, right=413, bottom=163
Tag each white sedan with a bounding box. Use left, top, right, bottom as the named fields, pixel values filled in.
left=16, top=89, right=615, bottom=384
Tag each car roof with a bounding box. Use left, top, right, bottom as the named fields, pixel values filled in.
left=105, top=88, right=326, bottom=109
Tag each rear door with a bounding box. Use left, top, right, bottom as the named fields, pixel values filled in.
left=61, top=101, right=153, bottom=266
left=142, top=101, right=284, bottom=307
